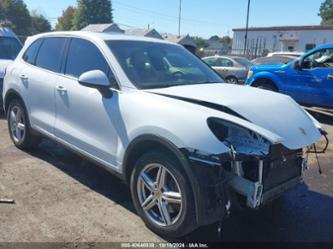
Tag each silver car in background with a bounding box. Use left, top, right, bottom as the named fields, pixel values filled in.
left=203, top=55, right=253, bottom=84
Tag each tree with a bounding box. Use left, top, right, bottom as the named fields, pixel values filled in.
left=56, top=6, right=76, bottom=31
left=209, top=35, right=220, bottom=41
left=221, top=35, right=232, bottom=49
left=319, top=0, right=333, bottom=25
left=31, top=10, right=51, bottom=34
left=192, top=36, right=208, bottom=48
left=1, top=0, right=32, bottom=35
left=72, top=0, right=113, bottom=30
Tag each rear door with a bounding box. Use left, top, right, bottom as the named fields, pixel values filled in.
left=54, top=38, right=120, bottom=169
left=19, top=37, right=68, bottom=135
left=213, top=57, right=235, bottom=79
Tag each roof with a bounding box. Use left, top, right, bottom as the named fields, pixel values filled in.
left=81, top=23, right=124, bottom=33
left=233, top=25, right=333, bottom=32
left=164, top=34, right=197, bottom=48
left=125, top=28, right=163, bottom=39
left=26, top=31, right=175, bottom=45
left=0, top=27, right=17, bottom=38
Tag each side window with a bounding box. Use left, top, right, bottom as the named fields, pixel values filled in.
left=65, top=38, right=113, bottom=82
left=203, top=58, right=216, bottom=66
left=303, top=49, right=333, bottom=69
left=216, top=58, right=233, bottom=67
left=35, top=37, right=67, bottom=73
left=23, top=39, right=43, bottom=65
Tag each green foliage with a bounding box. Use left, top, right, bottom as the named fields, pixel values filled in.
left=56, top=6, right=76, bottom=31
left=72, top=0, right=113, bottom=30
left=0, top=0, right=32, bottom=35
left=209, top=35, right=220, bottom=41
left=31, top=10, right=51, bottom=34
left=220, top=35, right=232, bottom=49
left=319, top=0, right=333, bottom=25
left=192, top=36, right=208, bottom=48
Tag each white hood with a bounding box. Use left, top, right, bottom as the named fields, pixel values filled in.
left=148, top=83, right=322, bottom=150
left=0, top=60, right=12, bottom=78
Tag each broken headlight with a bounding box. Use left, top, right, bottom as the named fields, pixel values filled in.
left=207, top=118, right=270, bottom=156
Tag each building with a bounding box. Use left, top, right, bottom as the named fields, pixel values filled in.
left=125, top=28, right=163, bottom=39
left=163, top=34, right=197, bottom=53
left=81, top=23, right=125, bottom=33
left=204, top=40, right=230, bottom=56
left=232, top=25, right=333, bottom=57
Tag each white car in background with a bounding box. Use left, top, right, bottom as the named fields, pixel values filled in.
left=0, top=27, right=22, bottom=110
left=2, top=32, right=327, bottom=237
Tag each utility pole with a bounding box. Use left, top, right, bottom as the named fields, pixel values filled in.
left=244, top=0, right=251, bottom=56
left=178, top=0, right=182, bottom=37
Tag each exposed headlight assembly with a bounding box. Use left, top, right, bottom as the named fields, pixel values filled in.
left=207, top=118, right=270, bottom=157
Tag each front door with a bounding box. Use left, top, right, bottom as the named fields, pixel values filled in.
left=294, top=48, right=333, bottom=107
left=54, top=38, right=121, bottom=169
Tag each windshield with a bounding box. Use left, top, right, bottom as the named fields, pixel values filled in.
left=106, top=40, right=223, bottom=89
left=0, top=37, right=22, bottom=60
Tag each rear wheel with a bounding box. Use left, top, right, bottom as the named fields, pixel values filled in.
left=130, top=151, right=196, bottom=238
left=225, top=76, right=239, bottom=84
left=7, top=99, right=40, bottom=149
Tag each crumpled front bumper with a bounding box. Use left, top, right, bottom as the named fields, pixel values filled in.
left=182, top=143, right=308, bottom=224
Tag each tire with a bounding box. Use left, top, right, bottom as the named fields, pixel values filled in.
left=7, top=99, right=40, bottom=150
left=225, top=76, right=239, bottom=84
left=254, top=80, right=278, bottom=92
left=130, top=151, right=197, bottom=238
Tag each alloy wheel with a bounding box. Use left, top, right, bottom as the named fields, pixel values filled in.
left=137, top=163, right=183, bottom=227
left=9, top=105, right=26, bottom=144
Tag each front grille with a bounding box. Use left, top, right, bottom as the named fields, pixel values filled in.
left=263, top=154, right=302, bottom=191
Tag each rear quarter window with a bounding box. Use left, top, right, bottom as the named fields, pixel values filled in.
left=23, top=39, right=43, bottom=65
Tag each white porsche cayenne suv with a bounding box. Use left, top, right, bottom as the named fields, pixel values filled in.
left=2, top=32, right=327, bottom=237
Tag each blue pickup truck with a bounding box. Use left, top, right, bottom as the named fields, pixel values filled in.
left=246, top=45, right=333, bottom=108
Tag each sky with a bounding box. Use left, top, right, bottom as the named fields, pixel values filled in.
left=24, top=0, right=323, bottom=38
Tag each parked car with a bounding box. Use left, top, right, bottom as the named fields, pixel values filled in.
left=246, top=44, right=333, bottom=108
left=3, top=32, right=326, bottom=237
left=203, top=55, right=253, bottom=84
left=267, top=51, right=303, bottom=57
left=252, top=55, right=297, bottom=65
left=0, top=27, right=22, bottom=110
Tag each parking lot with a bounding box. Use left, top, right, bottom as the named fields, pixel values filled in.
left=0, top=109, right=333, bottom=243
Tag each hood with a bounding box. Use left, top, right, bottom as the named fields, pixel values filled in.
left=148, top=83, right=321, bottom=150
left=0, top=59, right=13, bottom=78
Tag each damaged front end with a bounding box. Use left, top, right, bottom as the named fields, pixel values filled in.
left=181, top=117, right=328, bottom=225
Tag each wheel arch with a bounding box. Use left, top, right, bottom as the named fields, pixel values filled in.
left=252, top=77, right=279, bottom=91
left=4, top=89, right=27, bottom=114
left=122, top=134, right=202, bottom=224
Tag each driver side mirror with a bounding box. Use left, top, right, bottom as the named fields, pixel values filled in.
left=78, top=70, right=113, bottom=98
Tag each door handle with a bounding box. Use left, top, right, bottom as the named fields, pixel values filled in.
left=19, top=74, right=28, bottom=80
left=328, top=74, right=333, bottom=80
left=56, top=85, right=67, bottom=94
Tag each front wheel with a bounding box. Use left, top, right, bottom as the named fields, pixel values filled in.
left=130, top=151, right=197, bottom=238
left=7, top=99, right=40, bottom=149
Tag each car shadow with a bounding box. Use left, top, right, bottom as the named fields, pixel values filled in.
left=183, top=184, right=333, bottom=242
left=27, top=138, right=333, bottom=242
left=28, top=139, right=136, bottom=213
left=0, top=111, right=5, bottom=120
